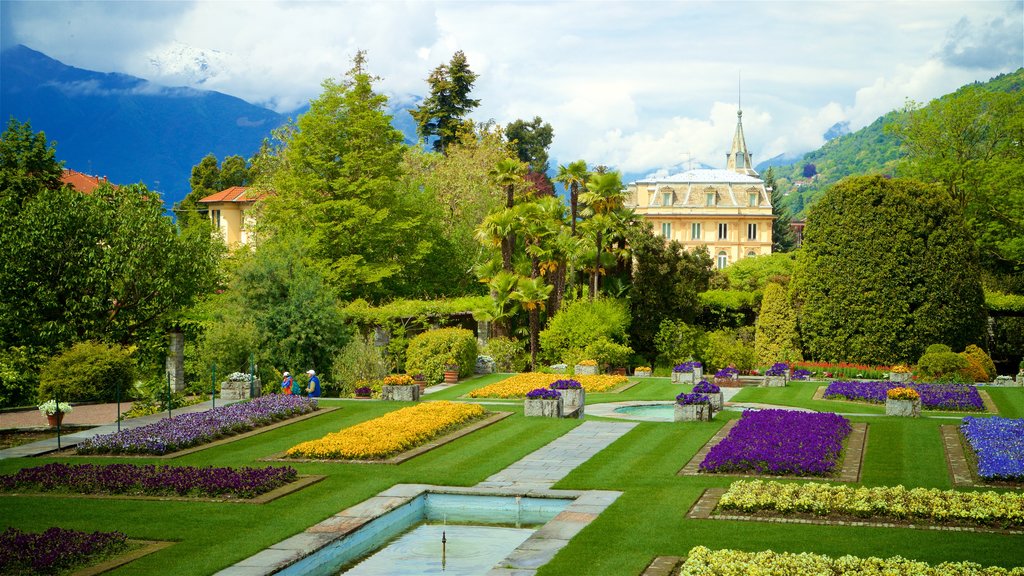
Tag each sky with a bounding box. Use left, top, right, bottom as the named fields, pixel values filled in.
left=2, top=0, right=1022, bottom=177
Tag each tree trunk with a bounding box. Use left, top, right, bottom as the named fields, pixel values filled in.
left=529, top=307, right=539, bottom=371
left=591, top=230, right=602, bottom=300
left=570, top=186, right=578, bottom=236
left=501, top=236, right=513, bottom=272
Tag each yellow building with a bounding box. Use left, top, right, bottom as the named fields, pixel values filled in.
left=197, top=186, right=267, bottom=247
left=624, top=109, right=773, bottom=268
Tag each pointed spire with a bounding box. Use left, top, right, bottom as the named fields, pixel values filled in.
left=727, top=74, right=758, bottom=176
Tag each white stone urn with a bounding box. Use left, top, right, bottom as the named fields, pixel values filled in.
left=525, top=397, right=563, bottom=418
left=674, top=403, right=713, bottom=422
left=382, top=385, right=420, bottom=402
left=885, top=398, right=921, bottom=417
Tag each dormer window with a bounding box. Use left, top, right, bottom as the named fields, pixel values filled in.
left=662, top=192, right=672, bottom=207
left=706, top=192, right=717, bottom=206
left=749, top=193, right=759, bottom=207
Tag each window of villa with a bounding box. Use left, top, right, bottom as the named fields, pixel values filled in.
left=747, top=223, right=757, bottom=240
left=718, top=222, right=728, bottom=240
left=211, top=209, right=221, bottom=229
left=691, top=222, right=701, bottom=240
left=747, top=250, right=757, bottom=258
left=661, top=222, right=672, bottom=239
left=717, top=251, right=728, bottom=269
left=662, top=192, right=672, bottom=206
left=706, top=192, right=716, bottom=206
left=749, top=193, right=759, bottom=207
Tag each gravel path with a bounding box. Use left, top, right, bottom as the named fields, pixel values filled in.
left=0, top=402, right=135, bottom=429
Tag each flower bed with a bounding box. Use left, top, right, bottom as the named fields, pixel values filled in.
left=467, top=373, right=627, bottom=398
left=824, top=381, right=984, bottom=411
left=76, top=395, right=318, bottom=455
left=677, top=545, right=1018, bottom=576
left=285, top=401, right=485, bottom=460
left=0, top=463, right=298, bottom=499
left=961, top=416, right=1024, bottom=481
left=700, top=409, right=851, bottom=476
left=0, top=526, right=128, bottom=575
left=717, top=479, right=1024, bottom=528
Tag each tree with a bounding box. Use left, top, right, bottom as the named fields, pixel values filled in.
left=0, top=118, right=62, bottom=217
left=489, top=158, right=527, bottom=272
left=177, top=153, right=253, bottom=220
left=410, top=50, right=480, bottom=154
left=794, top=175, right=985, bottom=364
left=261, top=51, right=433, bottom=301
left=511, top=276, right=553, bottom=371
left=802, top=163, right=817, bottom=178
left=579, top=171, right=627, bottom=299
left=505, top=116, right=554, bottom=174
left=554, top=160, right=589, bottom=237
left=626, top=222, right=714, bottom=362
left=762, top=167, right=796, bottom=252
left=753, top=282, right=803, bottom=364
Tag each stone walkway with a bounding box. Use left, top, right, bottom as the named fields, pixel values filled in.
left=0, top=400, right=237, bottom=459
left=476, top=420, right=638, bottom=491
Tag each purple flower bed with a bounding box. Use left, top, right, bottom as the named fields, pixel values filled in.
left=0, top=463, right=298, bottom=499
left=715, top=367, right=739, bottom=379
left=765, top=363, right=789, bottom=376
left=790, top=369, right=812, bottom=380
left=526, top=388, right=561, bottom=400
left=823, top=381, right=984, bottom=411
left=0, top=526, right=128, bottom=575
left=550, top=379, right=582, bottom=390
left=961, top=416, right=1024, bottom=481
left=77, top=395, right=318, bottom=455
left=676, top=392, right=710, bottom=405
left=700, top=409, right=852, bottom=476
left=693, top=380, right=720, bottom=394
left=674, top=361, right=702, bottom=373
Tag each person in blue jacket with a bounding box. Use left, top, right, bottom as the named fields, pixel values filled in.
left=305, top=370, right=321, bottom=398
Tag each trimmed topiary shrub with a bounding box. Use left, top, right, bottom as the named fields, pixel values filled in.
left=962, top=344, right=996, bottom=380
left=405, top=328, right=478, bottom=384
left=37, top=341, right=134, bottom=403
left=481, top=337, right=527, bottom=373
left=959, top=354, right=989, bottom=383
left=539, top=297, right=630, bottom=365
left=916, top=347, right=968, bottom=381
left=654, top=319, right=707, bottom=366
left=794, top=176, right=986, bottom=364
left=754, top=282, right=803, bottom=364
left=703, top=328, right=757, bottom=373
left=583, top=338, right=634, bottom=372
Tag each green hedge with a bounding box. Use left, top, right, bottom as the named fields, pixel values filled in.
left=405, top=328, right=478, bottom=384
left=38, top=341, right=134, bottom=403
left=986, top=291, right=1024, bottom=313
left=341, top=297, right=491, bottom=325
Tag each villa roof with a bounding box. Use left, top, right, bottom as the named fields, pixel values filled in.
left=632, top=169, right=764, bottom=186
left=197, top=186, right=268, bottom=204
left=61, top=169, right=115, bottom=193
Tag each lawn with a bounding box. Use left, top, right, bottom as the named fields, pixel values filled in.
left=1, top=377, right=1022, bottom=575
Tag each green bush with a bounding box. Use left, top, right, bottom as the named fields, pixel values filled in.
left=925, top=344, right=952, bottom=354
left=916, top=349, right=968, bottom=381
left=331, top=334, right=393, bottom=396
left=539, top=297, right=630, bottom=364
left=703, top=328, right=757, bottom=372
left=481, top=337, right=527, bottom=373
left=38, top=341, right=134, bottom=403
left=405, top=328, right=478, bottom=384
left=754, top=283, right=803, bottom=364
left=583, top=338, right=634, bottom=371
left=962, top=344, right=996, bottom=380
left=0, top=346, right=45, bottom=408
left=654, top=320, right=707, bottom=366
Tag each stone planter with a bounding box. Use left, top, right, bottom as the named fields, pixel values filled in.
left=382, top=385, right=420, bottom=402
left=885, top=398, right=921, bottom=417
left=673, top=372, right=695, bottom=384
left=574, top=364, right=598, bottom=376
left=993, top=375, right=1015, bottom=387
left=673, top=403, right=713, bottom=422
left=221, top=375, right=262, bottom=400
left=702, top=391, right=724, bottom=410
left=443, top=370, right=459, bottom=384
left=890, top=372, right=912, bottom=383
left=559, top=388, right=585, bottom=419
left=1017, top=371, right=1024, bottom=386
left=761, top=375, right=787, bottom=387
left=634, top=369, right=652, bottom=378
left=693, top=367, right=703, bottom=380
left=524, top=397, right=563, bottom=418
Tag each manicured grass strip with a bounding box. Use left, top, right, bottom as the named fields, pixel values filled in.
left=674, top=546, right=1023, bottom=575
left=75, top=540, right=173, bottom=576
left=716, top=479, right=1024, bottom=530
left=0, top=526, right=130, bottom=576
left=283, top=401, right=490, bottom=460
left=467, top=373, right=628, bottom=398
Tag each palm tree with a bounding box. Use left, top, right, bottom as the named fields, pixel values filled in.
left=512, top=275, right=553, bottom=371
left=554, top=160, right=589, bottom=237
left=490, top=158, right=526, bottom=210
left=475, top=209, right=518, bottom=272
left=578, top=171, right=626, bottom=300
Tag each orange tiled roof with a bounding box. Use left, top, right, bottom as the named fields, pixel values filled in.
left=197, top=186, right=268, bottom=204
left=61, top=169, right=115, bottom=193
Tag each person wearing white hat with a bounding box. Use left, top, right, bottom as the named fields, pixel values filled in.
left=306, top=370, right=321, bottom=398
left=281, top=371, right=293, bottom=395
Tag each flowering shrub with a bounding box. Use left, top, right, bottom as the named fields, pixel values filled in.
left=37, top=400, right=73, bottom=416
left=700, top=409, right=851, bottom=476
left=0, top=463, right=298, bottom=499
left=676, top=392, right=710, bottom=406
left=789, top=369, right=812, bottom=380
left=674, top=361, right=702, bottom=373
left=887, top=387, right=920, bottom=401
left=549, top=379, right=582, bottom=390
left=77, top=395, right=318, bottom=455
left=0, top=527, right=128, bottom=575
left=678, top=546, right=1019, bottom=575
left=382, top=374, right=414, bottom=386
left=468, top=373, right=626, bottom=398
left=354, top=386, right=372, bottom=397
left=286, top=401, right=485, bottom=460
left=715, top=367, right=739, bottom=379
left=527, top=388, right=561, bottom=399
left=824, top=381, right=984, bottom=411
left=961, top=416, right=1024, bottom=480
left=693, top=380, right=720, bottom=394
left=576, top=359, right=597, bottom=366
left=765, top=362, right=789, bottom=376
left=718, top=479, right=1024, bottom=528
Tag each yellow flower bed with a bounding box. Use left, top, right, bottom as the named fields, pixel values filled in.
left=887, top=387, right=920, bottom=400
left=718, top=479, right=1024, bottom=528
left=468, top=373, right=628, bottom=398
left=679, top=546, right=1023, bottom=575
left=285, top=401, right=486, bottom=460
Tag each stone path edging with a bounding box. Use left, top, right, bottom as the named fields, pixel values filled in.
left=640, top=555, right=683, bottom=576
left=940, top=424, right=1023, bottom=490
left=686, top=487, right=1023, bottom=535
left=74, top=540, right=174, bottom=576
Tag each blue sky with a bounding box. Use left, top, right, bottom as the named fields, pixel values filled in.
left=3, top=0, right=1021, bottom=176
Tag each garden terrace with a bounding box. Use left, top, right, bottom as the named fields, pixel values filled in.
left=467, top=372, right=628, bottom=398
left=824, top=381, right=986, bottom=411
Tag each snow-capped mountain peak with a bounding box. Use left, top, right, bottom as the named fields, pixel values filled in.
left=147, top=41, right=232, bottom=86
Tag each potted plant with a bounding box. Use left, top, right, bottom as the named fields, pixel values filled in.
left=634, top=366, right=653, bottom=378
left=574, top=359, right=598, bottom=376
left=692, top=379, right=724, bottom=410
left=762, top=362, right=788, bottom=387
left=354, top=386, right=372, bottom=399
left=672, top=361, right=700, bottom=384
left=524, top=387, right=562, bottom=418
left=885, top=387, right=921, bottom=417
left=674, top=392, right=712, bottom=422
left=550, top=379, right=584, bottom=418
left=713, top=366, right=739, bottom=387
left=412, top=373, right=427, bottom=393
left=443, top=360, right=460, bottom=384
left=382, top=374, right=419, bottom=402
left=38, top=400, right=73, bottom=427
left=889, top=364, right=913, bottom=383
